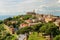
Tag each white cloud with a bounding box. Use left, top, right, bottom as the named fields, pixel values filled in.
left=0, top=0, right=59, bottom=15
left=58, top=0, right=60, bottom=3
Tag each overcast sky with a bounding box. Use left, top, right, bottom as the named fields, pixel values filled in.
left=0, top=0, right=60, bottom=15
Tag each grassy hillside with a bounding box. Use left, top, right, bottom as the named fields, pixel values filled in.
left=28, top=32, right=46, bottom=40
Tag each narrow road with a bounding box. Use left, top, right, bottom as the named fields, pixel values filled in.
left=18, top=34, right=26, bottom=40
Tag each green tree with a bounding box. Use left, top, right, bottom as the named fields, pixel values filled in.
left=17, top=27, right=32, bottom=40
left=4, top=17, right=12, bottom=25
left=5, top=34, right=17, bottom=40
left=17, top=27, right=32, bottom=34
left=0, top=24, right=17, bottom=40
left=23, top=15, right=32, bottom=20
left=40, top=22, right=60, bottom=40
left=0, top=20, right=3, bottom=24
left=0, top=24, right=9, bottom=40
left=6, top=17, right=12, bottom=21
left=31, top=23, right=43, bottom=33
left=54, top=35, right=60, bottom=40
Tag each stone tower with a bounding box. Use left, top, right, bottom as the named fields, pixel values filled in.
left=33, top=9, right=35, bottom=13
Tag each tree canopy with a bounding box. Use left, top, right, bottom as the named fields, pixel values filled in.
left=54, top=35, right=60, bottom=40
left=40, top=22, right=60, bottom=37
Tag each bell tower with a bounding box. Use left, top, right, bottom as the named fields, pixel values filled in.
left=33, top=9, right=35, bottom=13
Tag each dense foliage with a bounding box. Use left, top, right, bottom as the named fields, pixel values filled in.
left=17, top=27, right=32, bottom=34
left=54, top=35, right=60, bottom=40
left=0, top=14, right=60, bottom=40
left=0, top=24, right=17, bottom=40
left=40, top=22, right=60, bottom=37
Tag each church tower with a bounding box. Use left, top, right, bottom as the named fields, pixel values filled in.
left=33, top=9, right=35, bottom=13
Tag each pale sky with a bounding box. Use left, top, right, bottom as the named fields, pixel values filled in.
left=0, top=0, right=60, bottom=15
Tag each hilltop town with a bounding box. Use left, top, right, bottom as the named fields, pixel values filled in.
left=0, top=11, right=60, bottom=40
left=19, top=11, right=60, bottom=29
